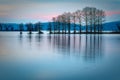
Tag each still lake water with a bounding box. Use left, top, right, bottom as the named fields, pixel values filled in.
left=0, top=32, right=120, bottom=80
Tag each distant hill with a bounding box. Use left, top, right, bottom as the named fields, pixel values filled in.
left=0, top=21, right=120, bottom=31
left=103, top=21, right=120, bottom=31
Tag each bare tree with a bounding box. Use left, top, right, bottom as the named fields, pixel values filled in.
left=72, top=12, right=77, bottom=34
left=76, top=10, right=82, bottom=33
left=26, top=23, right=33, bottom=34
left=48, top=22, right=52, bottom=33
left=99, top=10, right=105, bottom=33
left=19, top=23, right=24, bottom=34
left=82, top=7, right=90, bottom=33
left=89, top=8, right=93, bottom=33
left=52, top=17, right=56, bottom=34
left=56, top=15, right=62, bottom=34
left=66, top=12, right=72, bottom=34
left=35, top=22, right=42, bottom=34
left=62, top=12, right=68, bottom=34
left=61, top=15, right=65, bottom=34
left=92, top=8, right=97, bottom=33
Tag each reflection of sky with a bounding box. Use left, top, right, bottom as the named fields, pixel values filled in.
left=0, top=0, right=120, bottom=23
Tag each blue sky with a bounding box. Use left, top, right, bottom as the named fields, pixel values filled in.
left=0, top=0, right=120, bottom=23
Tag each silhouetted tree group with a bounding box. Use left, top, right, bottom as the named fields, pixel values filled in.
left=0, top=23, right=14, bottom=31
left=48, top=7, right=105, bottom=34
left=19, top=22, right=43, bottom=34
left=34, top=22, right=43, bottom=34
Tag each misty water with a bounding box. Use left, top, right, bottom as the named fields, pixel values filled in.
left=0, top=32, right=120, bottom=80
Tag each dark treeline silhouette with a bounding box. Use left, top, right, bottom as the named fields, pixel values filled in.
left=48, top=7, right=106, bottom=34
left=18, top=22, right=43, bottom=34
left=26, top=23, right=33, bottom=34
left=48, top=22, right=52, bottom=34
left=0, top=23, right=15, bottom=31
left=34, top=22, right=43, bottom=34
left=0, top=22, right=43, bottom=34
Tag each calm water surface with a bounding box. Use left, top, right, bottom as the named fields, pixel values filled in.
left=0, top=32, right=120, bottom=80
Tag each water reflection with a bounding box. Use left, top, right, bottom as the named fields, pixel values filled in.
left=19, top=34, right=23, bottom=43
left=27, top=34, right=32, bottom=42
left=26, top=34, right=33, bottom=47
left=1, top=32, right=120, bottom=80
left=35, top=34, right=43, bottom=48
left=84, top=35, right=103, bottom=61
left=35, top=34, right=43, bottom=43
left=48, top=34, right=104, bottom=61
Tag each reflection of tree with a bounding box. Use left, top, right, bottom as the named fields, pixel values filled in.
left=47, top=34, right=52, bottom=46
left=19, top=34, right=23, bottom=44
left=36, top=34, right=42, bottom=43
left=47, top=34, right=103, bottom=61
left=27, top=34, right=32, bottom=45
left=84, top=34, right=103, bottom=61
left=35, top=34, right=43, bottom=47
left=47, top=34, right=71, bottom=55
left=67, top=35, right=71, bottom=55
left=79, top=35, right=81, bottom=55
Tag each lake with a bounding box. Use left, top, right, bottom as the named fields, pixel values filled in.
left=0, top=32, right=120, bottom=80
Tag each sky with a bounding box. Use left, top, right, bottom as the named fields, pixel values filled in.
left=0, top=0, right=120, bottom=23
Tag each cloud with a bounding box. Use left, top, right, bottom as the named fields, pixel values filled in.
left=106, top=11, right=120, bottom=16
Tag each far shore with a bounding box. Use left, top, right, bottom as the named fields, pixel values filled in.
left=0, top=31, right=120, bottom=34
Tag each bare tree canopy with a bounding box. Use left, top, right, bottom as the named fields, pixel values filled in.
left=51, top=7, right=105, bottom=34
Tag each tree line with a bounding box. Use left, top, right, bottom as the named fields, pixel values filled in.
left=0, top=24, right=14, bottom=31
left=0, top=22, right=43, bottom=34
left=48, top=7, right=106, bottom=34
left=19, top=22, right=43, bottom=34
left=1, top=6, right=120, bottom=34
